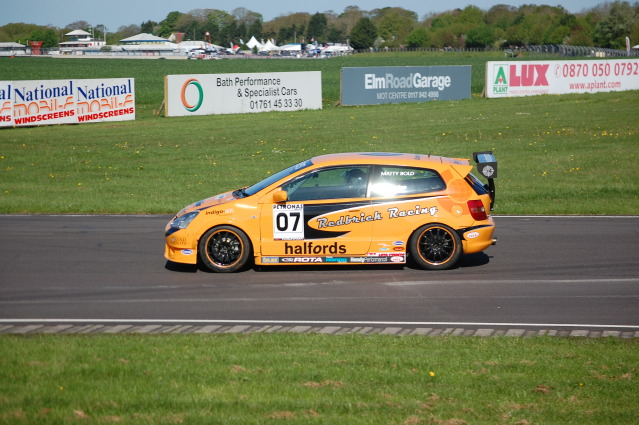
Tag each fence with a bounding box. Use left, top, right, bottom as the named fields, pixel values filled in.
left=3, top=44, right=638, bottom=58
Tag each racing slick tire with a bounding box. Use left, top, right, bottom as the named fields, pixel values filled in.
left=198, top=226, right=252, bottom=273
left=409, top=224, right=462, bottom=270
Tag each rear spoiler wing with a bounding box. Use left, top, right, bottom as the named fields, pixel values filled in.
left=473, top=151, right=497, bottom=210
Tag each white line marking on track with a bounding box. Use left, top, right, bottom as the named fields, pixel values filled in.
left=1, top=318, right=638, bottom=329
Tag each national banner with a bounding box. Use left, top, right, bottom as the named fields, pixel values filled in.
left=0, top=78, right=136, bottom=127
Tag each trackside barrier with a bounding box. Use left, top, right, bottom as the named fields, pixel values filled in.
left=0, top=78, right=136, bottom=127
left=485, top=59, right=639, bottom=98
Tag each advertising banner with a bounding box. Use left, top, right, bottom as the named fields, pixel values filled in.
left=164, top=72, right=322, bottom=117
left=486, top=59, right=639, bottom=98
left=0, top=78, right=135, bottom=127
left=340, top=66, right=471, bottom=106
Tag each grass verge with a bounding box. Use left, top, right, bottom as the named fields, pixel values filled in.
left=1, top=333, right=638, bottom=424
left=1, top=54, right=637, bottom=214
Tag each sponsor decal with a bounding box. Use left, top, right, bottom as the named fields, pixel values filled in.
left=466, top=231, right=480, bottom=239
left=381, top=170, right=415, bottom=176
left=206, top=208, right=234, bottom=216
left=317, top=211, right=382, bottom=228
left=261, top=257, right=279, bottom=263
left=393, top=241, right=404, bottom=246
left=170, top=237, right=188, bottom=244
left=388, top=205, right=438, bottom=219
left=284, top=242, right=346, bottom=255
left=350, top=256, right=405, bottom=264
left=313, top=204, right=439, bottom=230
left=181, top=249, right=193, bottom=255
left=325, top=257, right=348, bottom=263
left=280, top=257, right=323, bottom=263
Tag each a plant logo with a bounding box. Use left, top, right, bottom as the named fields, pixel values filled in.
left=180, top=78, right=203, bottom=112
left=492, top=64, right=508, bottom=95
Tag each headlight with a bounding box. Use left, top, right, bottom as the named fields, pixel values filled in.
left=170, top=211, right=199, bottom=230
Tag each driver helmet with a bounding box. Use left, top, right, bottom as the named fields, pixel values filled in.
left=343, top=168, right=366, bottom=186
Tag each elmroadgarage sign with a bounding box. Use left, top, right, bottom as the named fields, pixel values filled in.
left=340, top=66, right=471, bottom=106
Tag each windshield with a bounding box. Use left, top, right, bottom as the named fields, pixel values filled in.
left=243, top=159, right=313, bottom=196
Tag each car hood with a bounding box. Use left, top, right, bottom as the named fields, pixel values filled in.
left=181, top=191, right=236, bottom=214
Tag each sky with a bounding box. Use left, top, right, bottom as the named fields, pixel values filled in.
left=3, top=1, right=608, bottom=32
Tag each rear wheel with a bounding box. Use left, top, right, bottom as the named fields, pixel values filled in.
left=198, top=226, right=251, bottom=273
left=409, top=224, right=462, bottom=270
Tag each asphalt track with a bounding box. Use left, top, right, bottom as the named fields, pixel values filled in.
left=0, top=215, right=638, bottom=337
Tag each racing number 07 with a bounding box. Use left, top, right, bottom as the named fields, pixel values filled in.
left=273, top=207, right=305, bottom=240
left=276, top=211, right=301, bottom=232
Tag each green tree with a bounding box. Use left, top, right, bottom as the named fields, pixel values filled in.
left=30, top=28, right=58, bottom=48
left=248, top=18, right=263, bottom=39
left=158, top=11, right=182, bottom=37
left=406, top=26, right=430, bottom=48
left=593, top=1, right=637, bottom=48
left=306, top=13, right=328, bottom=42
left=349, top=17, right=377, bottom=50
left=140, top=21, right=157, bottom=34
left=377, top=10, right=416, bottom=47
left=203, top=10, right=231, bottom=44
left=466, top=25, right=496, bottom=48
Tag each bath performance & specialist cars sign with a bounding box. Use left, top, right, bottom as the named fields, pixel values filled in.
left=164, top=72, right=322, bottom=117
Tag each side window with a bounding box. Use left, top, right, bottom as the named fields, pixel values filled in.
left=282, top=166, right=369, bottom=201
left=370, top=166, right=445, bottom=197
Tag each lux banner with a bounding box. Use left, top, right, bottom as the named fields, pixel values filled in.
left=164, top=72, right=322, bottom=117
left=485, top=59, right=639, bottom=98
left=0, top=78, right=135, bottom=127
left=340, top=66, right=471, bottom=106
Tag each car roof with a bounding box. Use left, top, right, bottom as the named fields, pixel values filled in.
left=310, top=152, right=470, bottom=167
left=307, top=152, right=474, bottom=179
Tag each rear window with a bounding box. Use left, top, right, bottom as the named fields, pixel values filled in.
left=466, top=173, right=489, bottom=196
left=370, top=166, right=446, bottom=197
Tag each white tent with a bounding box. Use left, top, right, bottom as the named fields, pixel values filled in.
left=246, top=36, right=261, bottom=50
left=263, top=39, right=277, bottom=51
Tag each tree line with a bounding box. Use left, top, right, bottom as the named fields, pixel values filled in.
left=1, top=2, right=638, bottom=51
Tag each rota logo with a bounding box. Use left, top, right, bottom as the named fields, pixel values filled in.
left=180, top=78, right=203, bottom=112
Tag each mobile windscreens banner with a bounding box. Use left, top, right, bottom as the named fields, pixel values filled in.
left=340, top=66, right=471, bottom=106
left=164, top=71, right=322, bottom=116
left=485, top=59, right=639, bottom=98
left=0, top=78, right=135, bottom=127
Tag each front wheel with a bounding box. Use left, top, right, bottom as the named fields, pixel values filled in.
left=198, top=226, right=251, bottom=273
left=409, top=224, right=462, bottom=270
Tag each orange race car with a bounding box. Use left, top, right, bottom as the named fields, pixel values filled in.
left=165, top=152, right=497, bottom=272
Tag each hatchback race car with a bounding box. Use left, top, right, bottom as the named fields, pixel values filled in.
left=165, top=152, right=497, bottom=272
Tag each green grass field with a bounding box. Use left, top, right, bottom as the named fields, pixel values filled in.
left=1, top=54, right=637, bottom=214
left=1, top=53, right=638, bottom=424
left=1, top=334, right=638, bottom=425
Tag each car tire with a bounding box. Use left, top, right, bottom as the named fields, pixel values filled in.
left=409, top=224, right=462, bottom=270
left=198, top=226, right=252, bottom=273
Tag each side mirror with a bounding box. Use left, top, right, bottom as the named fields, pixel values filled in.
left=272, top=189, right=288, bottom=203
